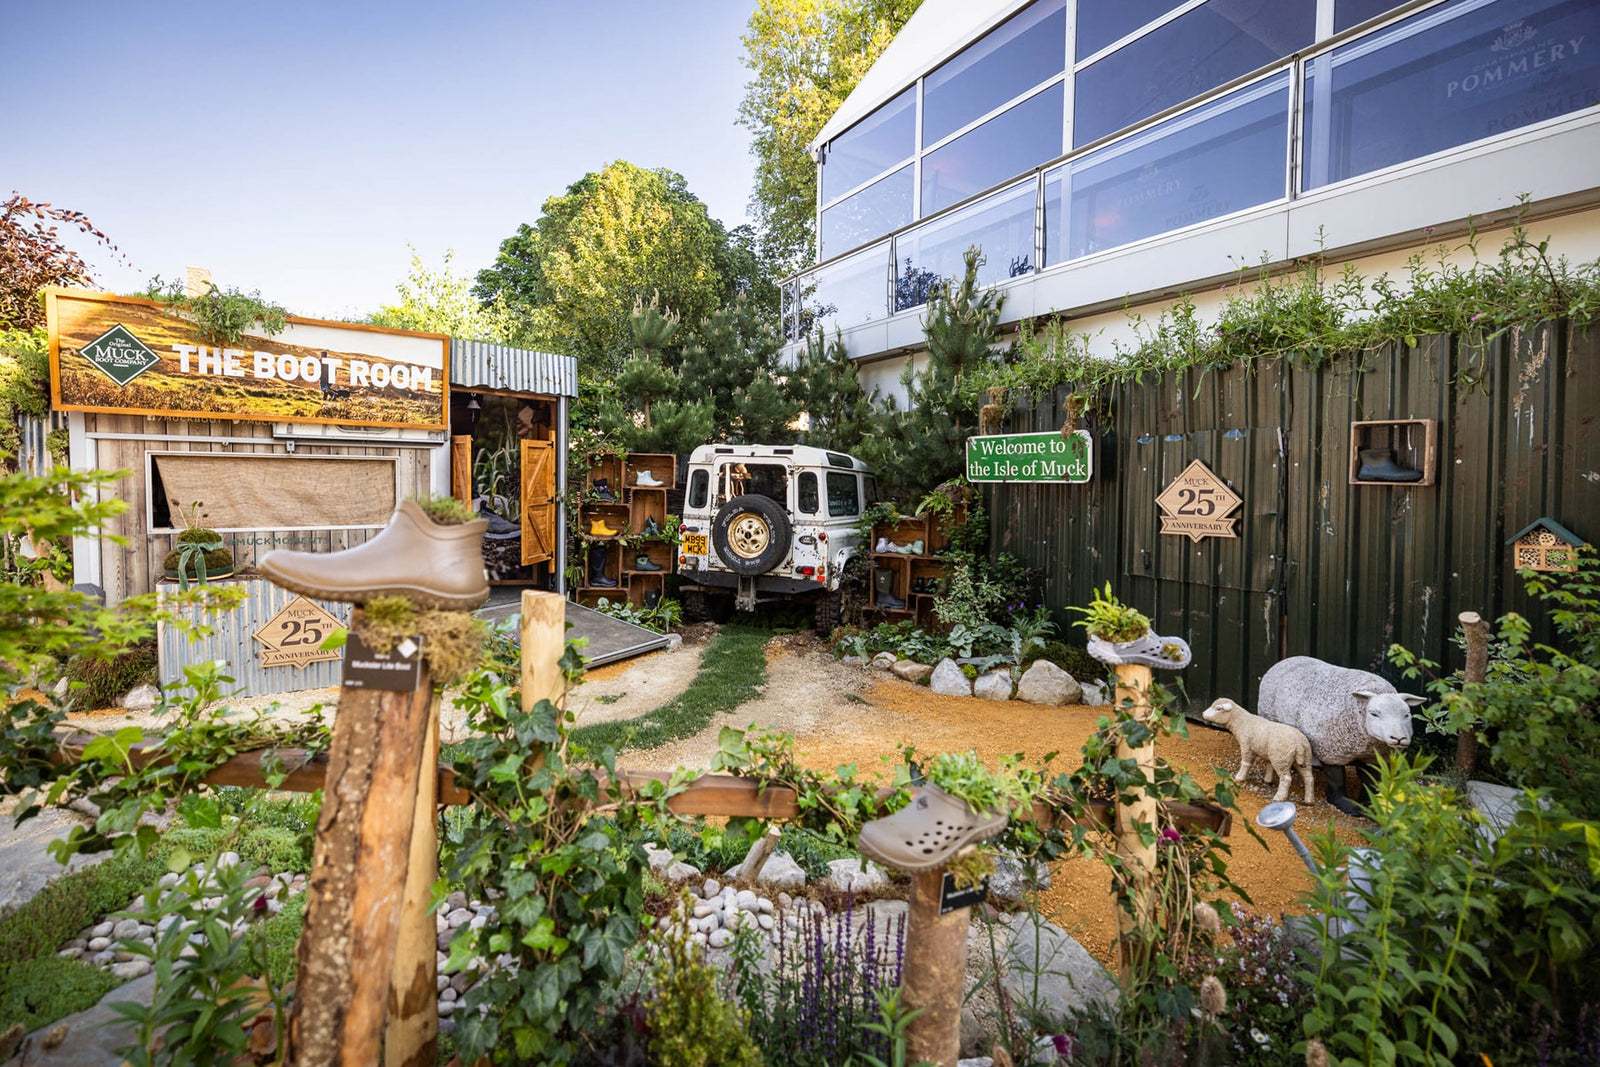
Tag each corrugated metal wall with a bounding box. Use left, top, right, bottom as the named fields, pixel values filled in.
left=993, top=321, right=1599, bottom=711
left=449, top=340, right=578, bottom=398
left=16, top=412, right=67, bottom=475
left=158, top=579, right=352, bottom=698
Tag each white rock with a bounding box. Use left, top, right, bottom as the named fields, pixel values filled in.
left=693, top=904, right=714, bottom=919
left=445, top=907, right=473, bottom=928
left=663, top=633, right=684, bottom=652
left=691, top=932, right=708, bottom=945
left=57, top=947, right=81, bottom=959
left=440, top=987, right=457, bottom=1002
left=437, top=999, right=457, bottom=1017
left=734, top=889, right=759, bottom=911
left=119, top=684, right=161, bottom=711
left=758, top=914, right=775, bottom=930
left=1016, top=660, right=1083, bottom=706
left=91, top=921, right=114, bottom=939
left=929, top=659, right=973, bottom=697
left=437, top=974, right=450, bottom=992
left=777, top=892, right=792, bottom=908
left=663, top=860, right=702, bottom=882
left=111, top=918, right=143, bottom=940
left=757, top=897, right=774, bottom=915
left=111, top=958, right=152, bottom=979
left=842, top=655, right=867, bottom=667
left=158, top=873, right=180, bottom=888
left=871, top=651, right=897, bottom=671
left=643, top=844, right=676, bottom=874
left=823, top=858, right=891, bottom=894
left=707, top=928, right=732, bottom=949
left=973, top=670, right=1014, bottom=701
left=892, top=660, right=934, bottom=683
left=1080, top=681, right=1109, bottom=706
left=88, top=936, right=111, bottom=952
left=701, top=878, right=721, bottom=899
left=726, top=850, right=807, bottom=893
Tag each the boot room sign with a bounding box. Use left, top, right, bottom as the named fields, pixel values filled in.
left=1156, top=460, right=1243, bottom=543
left=46, top=288, right=449, bottom=429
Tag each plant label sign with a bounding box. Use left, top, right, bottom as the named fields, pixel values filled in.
left=252, top=596, right=345, bottom=669
left=46, top=288, right=450, bottom=430
left=966, top=431, right=1092, bottom=483
left=342, top=632, right=424, bottom=691
left=938, top=872, right=989, bottom=914
left=1156, top=460, right=1243, bottom=543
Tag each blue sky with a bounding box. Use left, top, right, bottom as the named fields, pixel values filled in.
left=2, top=0, right=759, bottom=320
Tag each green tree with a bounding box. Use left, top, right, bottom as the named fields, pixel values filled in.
left=790, top=329, right=874, bottom=453
left=368, top=248, right=525, bottom=343
left=678, top=293, right=797, bottom=443
left=737, top=0, right=922, bottom=272
left=474, top=162, right=730, bottom=375
left=596, top=297, right=715, bottom=454
left=880, top=247, right=1002, bottom=498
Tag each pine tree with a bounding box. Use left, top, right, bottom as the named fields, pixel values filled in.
left=882, top=246, right=1003, bottom=499
left=678, top=292, right=794, bottom=441
left=791, top=330, right=875, bottom=453
left=599, top=295, right=715, bottom=453
left=730, top=368, right=800, bottom=444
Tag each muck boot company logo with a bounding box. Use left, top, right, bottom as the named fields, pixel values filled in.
left=79, top=324, right=161, bottom=385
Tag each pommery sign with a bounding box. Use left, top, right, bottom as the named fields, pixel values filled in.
left=46, top=289, right=450, bottom=430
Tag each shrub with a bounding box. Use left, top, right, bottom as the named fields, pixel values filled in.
left=645, top=902, right=763, bottom=1067
left=236, top=826, right=309, bottom=874
left=0, top=955, right=119, bottom=1033
left=62, top=639, right=158, bottom=710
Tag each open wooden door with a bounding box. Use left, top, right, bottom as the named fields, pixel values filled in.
left=521, top=440, right=556, bottom=566
left=451, top=436, right=472, bottom=508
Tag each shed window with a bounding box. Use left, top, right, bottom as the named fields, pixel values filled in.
left=150, top=454, right=396, bottom=530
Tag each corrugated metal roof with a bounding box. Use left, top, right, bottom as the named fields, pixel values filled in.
left=450, top=340, right=578, bottom=398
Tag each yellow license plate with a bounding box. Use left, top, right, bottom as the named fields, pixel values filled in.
left=682, top=533, right=708, bottom=555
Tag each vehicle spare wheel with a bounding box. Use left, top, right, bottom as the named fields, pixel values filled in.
left=712, top=494, right=792, bottom=576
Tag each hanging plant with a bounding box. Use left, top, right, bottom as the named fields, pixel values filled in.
left=143, top=276, right=288, bottom=346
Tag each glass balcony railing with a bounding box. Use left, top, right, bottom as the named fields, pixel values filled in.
left=780, top=0, right=1600, bottom=345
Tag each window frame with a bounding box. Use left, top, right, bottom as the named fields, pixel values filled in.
left=825, top=471, right=862, bottom=517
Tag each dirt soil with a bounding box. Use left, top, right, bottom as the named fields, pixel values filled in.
left=614, top=630, right=1366, bottom=967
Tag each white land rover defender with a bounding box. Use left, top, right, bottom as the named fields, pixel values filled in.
left=677, top=444, right=876, bottom=624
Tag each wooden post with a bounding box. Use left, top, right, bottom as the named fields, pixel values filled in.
left=735, top=823, right=782, bottom=886
left=903, top=868, right=970, bottom=1067
left=1113, top=661, right=1156, bottom=981
left=522, top=589, right=567, bottom=714
left=1457, top=611, right=1490, bottom=776
left=384, top=696, right=441, bottom=1067
left=288, top=611, right=434, bottom=1067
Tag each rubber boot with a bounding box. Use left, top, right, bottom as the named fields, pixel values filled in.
left=588, top=544, right=618, bottom=588
left=258, top=499, right=488, bottom=610
left=874, top=567, right=905, bottom=610
left=1356, top=448, right=1422, bottom=482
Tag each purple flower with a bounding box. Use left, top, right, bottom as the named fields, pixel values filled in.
left=1053, top=1033, right=1076, bottom=1057
left=1160, top=827, right=1182, bottom=843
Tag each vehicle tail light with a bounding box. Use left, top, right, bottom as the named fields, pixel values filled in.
left=795, top=565, right=815, bottom=576
left=818, top=532, right=828, bottom=542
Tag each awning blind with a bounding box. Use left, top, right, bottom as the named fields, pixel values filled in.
left=152, top=454, right=396, bottom=529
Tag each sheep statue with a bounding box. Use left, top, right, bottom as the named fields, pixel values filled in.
left=1201, top=698, right=1314, bottom=803
left=1256, top=656, right=1424, bottom=815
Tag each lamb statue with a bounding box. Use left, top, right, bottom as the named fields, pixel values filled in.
left=1201, top=698, right=1314, bottom=803
left=1256, top=656, right=1424, bottom=815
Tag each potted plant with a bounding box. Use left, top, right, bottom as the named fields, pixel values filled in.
left=1070, top=582, right=1191, bottom=668
left=162, top=501, right=235, bottom=589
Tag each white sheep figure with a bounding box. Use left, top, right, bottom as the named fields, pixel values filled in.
left=1202, top=698, right=1315, bottom=804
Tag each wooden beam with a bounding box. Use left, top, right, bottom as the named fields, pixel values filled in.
left=288, top=614, right=434, bottom=1067
left=384, top=697, right=441, bottom=1067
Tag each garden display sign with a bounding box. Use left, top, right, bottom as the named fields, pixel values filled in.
left=46, top=288, right=449, bottom=429
left=1156, top=460, right=1242, bottom=542
left=966, top=430, right=1092, bottom=483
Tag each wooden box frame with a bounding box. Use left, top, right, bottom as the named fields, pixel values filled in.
left=1349, top=419, right=1437, bottom=486
left=624, top=453, right=677, bottom=491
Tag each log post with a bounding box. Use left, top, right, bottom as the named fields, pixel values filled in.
left=1113, top=661, right=1156, bottom=981
left=384, top=695, right=441, bottom=1067
left=735, top=823, right=782, bottom=887
left=288, top=612, right=433, bottom=1067
left=1457, top=611, right=1491, bottom=776
left=903, top=866, right=970, bottom=1067
left=522, top=589, right=567, bottom=718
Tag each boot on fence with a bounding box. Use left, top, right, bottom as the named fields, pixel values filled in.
left=258, top=500, right=489, bottom=610
left=874, top=567, right=905, bottom=610
left=1356, top=448, right=1422, bottom=482
left=588, top=544, right=618, bottom=588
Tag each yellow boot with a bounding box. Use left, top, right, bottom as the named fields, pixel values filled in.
left=589, top=517, right=619, bottom=537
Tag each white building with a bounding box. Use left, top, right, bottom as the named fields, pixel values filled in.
left=779, top=0, right=1600, bottom=400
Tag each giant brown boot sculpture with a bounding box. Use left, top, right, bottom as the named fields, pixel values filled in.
left=258, top=499, right=490, bottom=610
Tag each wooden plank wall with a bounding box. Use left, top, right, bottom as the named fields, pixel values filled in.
left=88, top=413, right=432, bottom=606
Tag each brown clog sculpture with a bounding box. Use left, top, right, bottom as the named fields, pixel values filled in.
left=258, top=499, right=490, bottom=610
left=857, top=784, right=1008, bottom=874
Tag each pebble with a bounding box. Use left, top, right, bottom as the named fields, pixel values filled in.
left=757, top=898, right=774, bottom=915
left=758, top=914, right=775, bottom=931
left=693, top=904, right=714, bottom=919
left=88, top=937, right=111, bottom=952
left=735, top=890, right=759, bottom=911
left=91, top=950, right=116, bottom=965
left=707, top=929, right=732, bottom=949
left=437, top=1000, right=457, bottom=1017
left=57, top=948, right=80, bottom=959
left=438, top=1018, right=456, bottom=1036
left=112, top=918, right=143, bottom=940
left=111, top=959, right=152, bottom=979
left=217, top=851, right=241, bottom=868
left=113, top=950, right=138, bottom=963
left=447, top=890, right=469, bottom=911
left=778, top=892, right=792, bottom=908
left=445, top=908, right=473, bottom=927
left=440, top=988, right=457, bottom=1003
left=243, top=875, right=273, bottom=890
left=158, top=873, right=180, bottom=889
left=91, top=921, right=114, bottom=939
left=701, top=878, right=721, bottom=899
left=691, top=932, right=708, bottom=946
left=437, top=975, right=450, bottom=992
left=450, top=971, right=472, bottom=994
left=437, top=930, right=454, bottom=951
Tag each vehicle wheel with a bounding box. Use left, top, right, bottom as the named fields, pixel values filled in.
left=813, top=589, right=842, bottom=636
left=711, top=494, right=792, bottom=576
